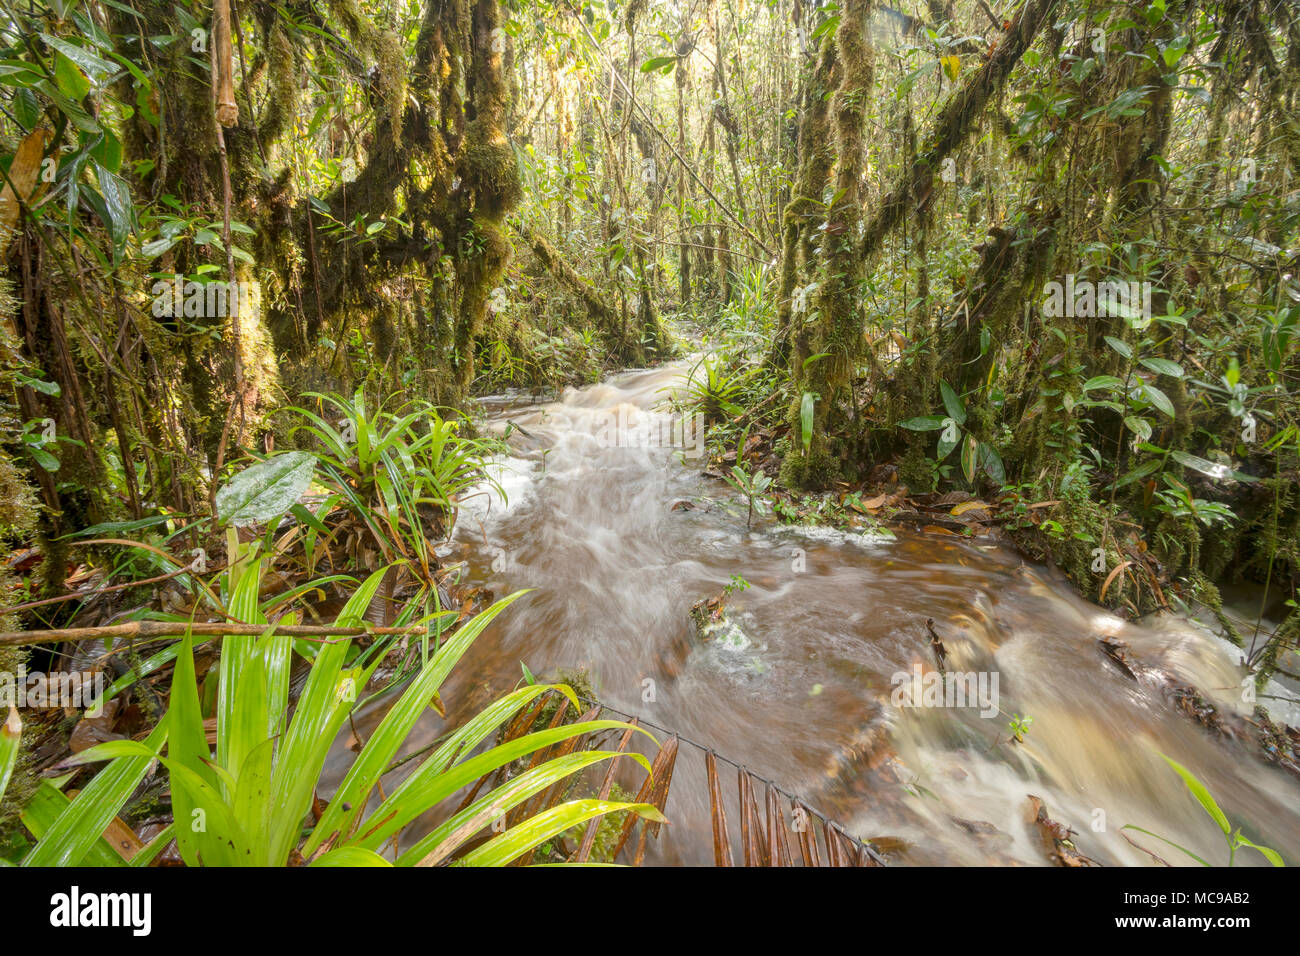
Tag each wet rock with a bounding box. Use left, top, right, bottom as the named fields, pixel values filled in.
left=1025, top=795, right=1099, bottom=867
left=655, top=627, right=694, bottom=679
left=821, top=719, right=896, bottom=790
left=864, top=835, right=909, bottom=857
left=689, top=591, right=728, bottom=636
left=1099, top=636, right=1139, bottom=680
left=948, top=815, right=1001, bottom=835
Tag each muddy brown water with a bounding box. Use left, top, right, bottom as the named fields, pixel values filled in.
left=327, top=361, right=1300, bottom=866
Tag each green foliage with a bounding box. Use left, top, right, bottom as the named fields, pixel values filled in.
left=1151, top=474, right=1236, bottom=528
left=723, top=460, right=772, bottom=529
left=1122, top=754, right=1286, bottom=867
left=898, top=381, right=1005, bottom=486
left=800, top=391, right=817, bottom=454
left=722, top=573, right=751, bottom=596
left=215, top=452, right=317, bottom=527
left=680, top=350, right=761, bottom=421
left=1007, top=713, right=1033, bottom=743
left=284, top=389, right=503, bottom=578
left=16, top=562, right=661, bottom=867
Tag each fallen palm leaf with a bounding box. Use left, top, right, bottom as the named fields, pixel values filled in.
left=1099, top=560, right=1134, bottom=603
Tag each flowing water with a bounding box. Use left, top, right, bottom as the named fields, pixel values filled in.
left=340, top=360, right=1300, bottom=866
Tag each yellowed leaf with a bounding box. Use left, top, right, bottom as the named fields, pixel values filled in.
left=851, top=493, right=888, bottom=513
left=0, top=125, right=52, bottom=256
left=102, top=816, right=144, bottom=862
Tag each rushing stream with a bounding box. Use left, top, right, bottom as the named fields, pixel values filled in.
left=337, top=360, right=1300, bottom=866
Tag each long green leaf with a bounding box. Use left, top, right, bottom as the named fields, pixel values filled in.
left=304, top=590, right=528, bottom=854
left=424, top=683, right=577, bottom=776
left=940, top=381, right=967, bottom=425
left=1121, top=824, right=1211, bottom=867
left=1234, top=833, right=1285, bottom=867
left=233, top=737, right=277, bottom=863
left=269, top=567, right=390, bottom=864
left=454, top=799, right=666, bottom=867
left=216, top=551, right=266, bottom=800
left=131, top=823, right=175, bottom=867
left=168, top=628, right=215, bottom=867
left=351, top=719, right=656, bottom=854
left=20, top=781, right=126, bottom=867
left=310, top=846, right=392, bottom=866
left=156, top=756, right=250, bottom=866
left=401, top=750, right=650, bottom=866
left=1160, top=753, right=1230, bottom=836
left=24, top=717, right=168, bottom=866
left=799, top=392, right=815, bottom=453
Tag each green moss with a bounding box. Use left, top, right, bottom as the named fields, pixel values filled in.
left=325, top=0, right=407, bottom=141
left=1152, top=512, right=1195, bottom=580
left=896, top=440, right=935, bottom=491
left=534, top=668, right=597, bottom=727
left=1199, top=518, right=1244, bottom=582
left=561, top=781, right=634, bottom=863
left=465, top=125, right=522, bottom=216
left=1189, top=571, right=1244, bottom=648
left=0, top=450, right=39, bottom=542
left=1255, top=607, right=1298, bottom=687
left=780, top=447, right=840, bottom=491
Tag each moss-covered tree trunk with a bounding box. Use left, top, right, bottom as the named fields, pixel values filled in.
left=781, top=0, right=875, bottom=488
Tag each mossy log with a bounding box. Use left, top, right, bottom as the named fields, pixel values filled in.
left=520, top=225, right=622, bottom=334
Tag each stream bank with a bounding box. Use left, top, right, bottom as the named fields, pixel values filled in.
left=327, top=360, right=1300, bottom=866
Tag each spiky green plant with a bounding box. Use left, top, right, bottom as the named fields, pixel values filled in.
left=286, top=388, right=502, bottom=552
left=679, top=354, right=750, bottom=423
left=17, top=559, right=661, bottom=866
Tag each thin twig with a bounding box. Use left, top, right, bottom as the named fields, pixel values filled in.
left=0, top=563, right=205, bottom=617
left=0, top=621, right=428, bottom=648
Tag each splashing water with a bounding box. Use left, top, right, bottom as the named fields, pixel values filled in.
left=336, top=361, right=1300, bottom=866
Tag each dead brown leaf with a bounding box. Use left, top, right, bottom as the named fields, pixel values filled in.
left=0, top=126, right=51, bottom=261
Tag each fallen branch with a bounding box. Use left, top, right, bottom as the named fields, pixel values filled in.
left=520, top=225, right=621, bottom=328
left=0, top=564, right=206, bottom=617
left=0, top=621, right=427, bottom=648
